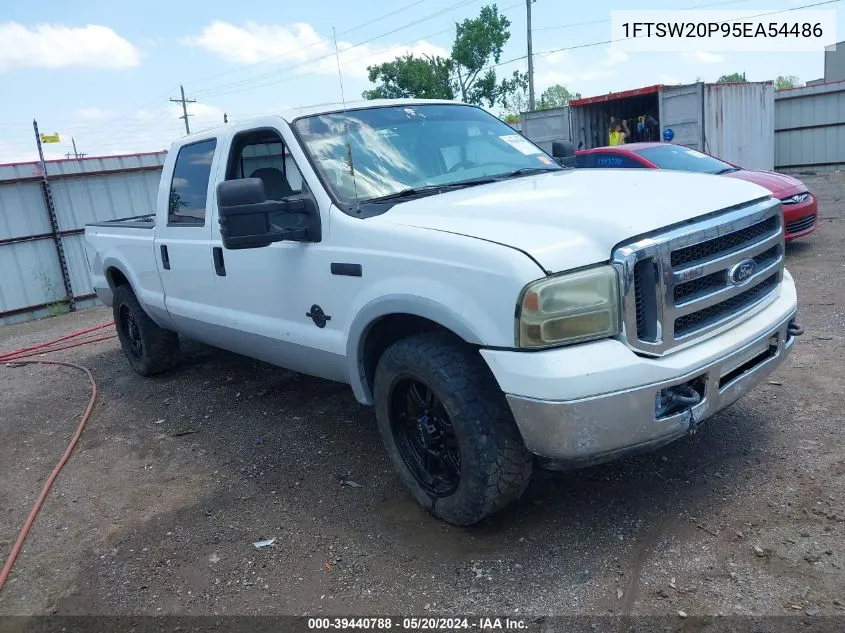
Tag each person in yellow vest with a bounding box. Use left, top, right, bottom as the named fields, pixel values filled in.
left=608, top=118, right=630, bottom=146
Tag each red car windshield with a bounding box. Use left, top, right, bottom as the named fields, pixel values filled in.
left=634, top=145, right=737, bottom=175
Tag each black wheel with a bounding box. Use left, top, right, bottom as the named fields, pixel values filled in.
left=112, top=284, right=180, bottom=376
left=374, top=332, right=533, bottom=525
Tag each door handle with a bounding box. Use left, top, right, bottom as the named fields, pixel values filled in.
left=213, top=246, right=226, bottom=276
left=160, top=244, right=170, bottom=270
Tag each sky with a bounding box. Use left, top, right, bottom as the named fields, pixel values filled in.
left=0, top=0, right=841, bottom=163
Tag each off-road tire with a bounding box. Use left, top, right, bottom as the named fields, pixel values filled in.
left=374, top=332, right=533, bottom=525
left=113, top=284, right=180, bottom=376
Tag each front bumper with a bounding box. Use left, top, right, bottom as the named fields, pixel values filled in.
left=782, top=196, right=818, bottom=240
left=481, top=273, right=799, bottom=467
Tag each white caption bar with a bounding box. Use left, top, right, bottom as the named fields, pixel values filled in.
left=610, top=10, right=837, bottom=53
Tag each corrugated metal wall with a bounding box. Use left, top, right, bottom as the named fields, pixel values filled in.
left=774, top=80, right=845, bottom=170
left=704, top=82, right=774, bottom=171
left=519, top=107, right=571, bottom=154
left=0, top=152, right=166, bottom=324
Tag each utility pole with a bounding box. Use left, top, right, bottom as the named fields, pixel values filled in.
left=170, top=85, right=196, bottom=135
left=526, top=0, right=536, bottom=111
left=65, top=137, right=86, bottom=159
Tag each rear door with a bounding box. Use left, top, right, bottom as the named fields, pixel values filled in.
left=659, top=83, right=704, bottom=151
left=154, top=138, right=221, bottom=338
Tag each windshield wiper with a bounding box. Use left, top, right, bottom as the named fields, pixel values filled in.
left=363, top=168, right=559, bottom=204
left=715, top=167, right=740, bottom=175
left=494, top=167, right=560, bottom=179
left=364, top=178, right=498, bottom=203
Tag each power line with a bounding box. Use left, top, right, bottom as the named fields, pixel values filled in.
left=186, top=0, right=431, bottom=89
left=467, top=0, right=844, bottom=79
left=192, top=0, right=486, bottom=98
left=195, top=0, right=523, bottom=100
left=534, top=0, right=761, bottom=32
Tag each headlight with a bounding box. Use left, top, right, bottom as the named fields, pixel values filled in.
left=516, top=266, right=621, bottom=348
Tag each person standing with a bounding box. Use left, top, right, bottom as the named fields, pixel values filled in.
left=608, top=118, right=630, bottom=146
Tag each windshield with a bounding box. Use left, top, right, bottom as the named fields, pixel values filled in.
left=634, top=145, right=736, bottom=174
left=293, top=104, right=560, bottom=204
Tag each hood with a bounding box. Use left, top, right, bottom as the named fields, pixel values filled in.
left=373, top=169, right=772, bottom=273
left=723, top=169, right=805, bottom=195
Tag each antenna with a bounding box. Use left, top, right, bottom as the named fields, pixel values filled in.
left=332, top=27, right=360, bottom=208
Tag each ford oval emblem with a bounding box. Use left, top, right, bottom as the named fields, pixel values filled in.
left=729, top=259, right=757, bottom=286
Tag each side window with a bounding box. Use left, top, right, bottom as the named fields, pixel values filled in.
left=168, top=139, right=217, bottom=225
left=227, top=130, right=304, bottom=200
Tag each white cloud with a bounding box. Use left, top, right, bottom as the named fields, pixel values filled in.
left=182, top=20, right=448, bottom=80
left=542, top=51, right=570, bottom=66
left=682, top=51, right=724, bottom=63
left=135, top=109, right=155, bottom=122
left=0, top=23, right=140, bottom=72
left=657, top=74, right=681, bottom=85
left=603, top=48, right=629, bottom=66
left=78, top=107, right=111, bottom=121
left=182, top=21, right=325, bottom=65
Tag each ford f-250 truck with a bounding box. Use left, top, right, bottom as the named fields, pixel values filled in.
left=85, top=99, right=802, bottom=525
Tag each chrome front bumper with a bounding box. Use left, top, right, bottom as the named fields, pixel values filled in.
left=506, top=310, right=798, bottom=468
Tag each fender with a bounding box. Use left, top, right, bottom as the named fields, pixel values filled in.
left=346, top=294, right=486, bottom=405
left=101, top=254, right=176, bottom=330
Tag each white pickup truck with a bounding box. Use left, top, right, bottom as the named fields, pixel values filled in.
left=85, top=99, right=801, bottom=525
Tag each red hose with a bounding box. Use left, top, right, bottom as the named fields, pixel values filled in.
left=0, top=321, right=113, bottom=362
left=0, top=322, right=113, bottom=592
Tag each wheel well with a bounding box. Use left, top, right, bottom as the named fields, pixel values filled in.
left=361, top=314, right=465, bottom=397
left=106, top=267, right=130, bottom=290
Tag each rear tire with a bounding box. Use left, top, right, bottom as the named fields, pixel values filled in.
left=374, top=332, right=533, bottom=525
left=113, top=284, right=180, bottom=376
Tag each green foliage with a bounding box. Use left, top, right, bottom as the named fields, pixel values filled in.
left=537, top=84, right=580, bottom=110
left=363, top=4, right=526, bottom=109
left=362, top=54, right=454, bottom=100
left=775, top=75, right=801, bottom=90
left=717, top=72, right=747, bottom=83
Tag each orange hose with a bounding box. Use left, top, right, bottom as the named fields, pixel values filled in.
left=0, top=326, right=111, bottom=592
left=3, top=335, right=117, bottom=361
left=0, top=322, right=113, bottom=362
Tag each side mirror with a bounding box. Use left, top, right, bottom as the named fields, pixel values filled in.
left=217, top=178, right=319, bottom=249
left=551, top=140, right=576, bottom=168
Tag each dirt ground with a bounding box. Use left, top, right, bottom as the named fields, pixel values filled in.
left=1, top=173, right=843, bottom=620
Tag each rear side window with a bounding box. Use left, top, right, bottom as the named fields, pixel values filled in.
left=168, top=139, right=217, bottom=225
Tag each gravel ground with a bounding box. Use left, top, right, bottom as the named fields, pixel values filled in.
left=0, top=173, right=843, bottom=620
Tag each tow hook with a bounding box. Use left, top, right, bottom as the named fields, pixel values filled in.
left=788, top=319, right=804, bottom=337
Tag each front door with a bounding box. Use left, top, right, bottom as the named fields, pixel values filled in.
left=154, top=137, right=220, bottom=340
left=206, top=124, right=347, bottom=382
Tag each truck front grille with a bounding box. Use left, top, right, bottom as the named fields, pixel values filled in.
left=612, top=198, right=785, bottom=355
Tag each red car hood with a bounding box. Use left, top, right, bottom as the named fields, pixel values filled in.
left=723, top=169, right=805, bottom=195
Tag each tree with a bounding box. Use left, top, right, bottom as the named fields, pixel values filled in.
left=363, top=4, right=527, bottom=109
left=537, top=84, right=581, bottom=110
left=362, top=54, right=454, bottom=100
left=775, top=75, right=801, bottom=90
left=717, top=72, right=747, bottom=83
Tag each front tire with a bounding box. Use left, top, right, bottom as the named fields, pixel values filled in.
left=113, top=284, right=180, bottom=376
left=374, top=333, right=533, bottom=525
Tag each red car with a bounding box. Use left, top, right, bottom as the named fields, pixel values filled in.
left=575, top=142, right=818, bottom=240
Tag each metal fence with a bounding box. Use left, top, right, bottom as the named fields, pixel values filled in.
left=774, top=80, right=845, bottom=171
left=0, top=152, right=166, bottom=325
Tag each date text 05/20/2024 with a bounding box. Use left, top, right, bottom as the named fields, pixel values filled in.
left=307, top=617, right=528, bottom=630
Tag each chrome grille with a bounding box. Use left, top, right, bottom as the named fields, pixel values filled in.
left=612, top=198, right=785, bottom=356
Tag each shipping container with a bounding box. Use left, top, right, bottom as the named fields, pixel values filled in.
left=523, top=82, right=775, bottom=171
left=774, top=79, right=845, bottom=171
